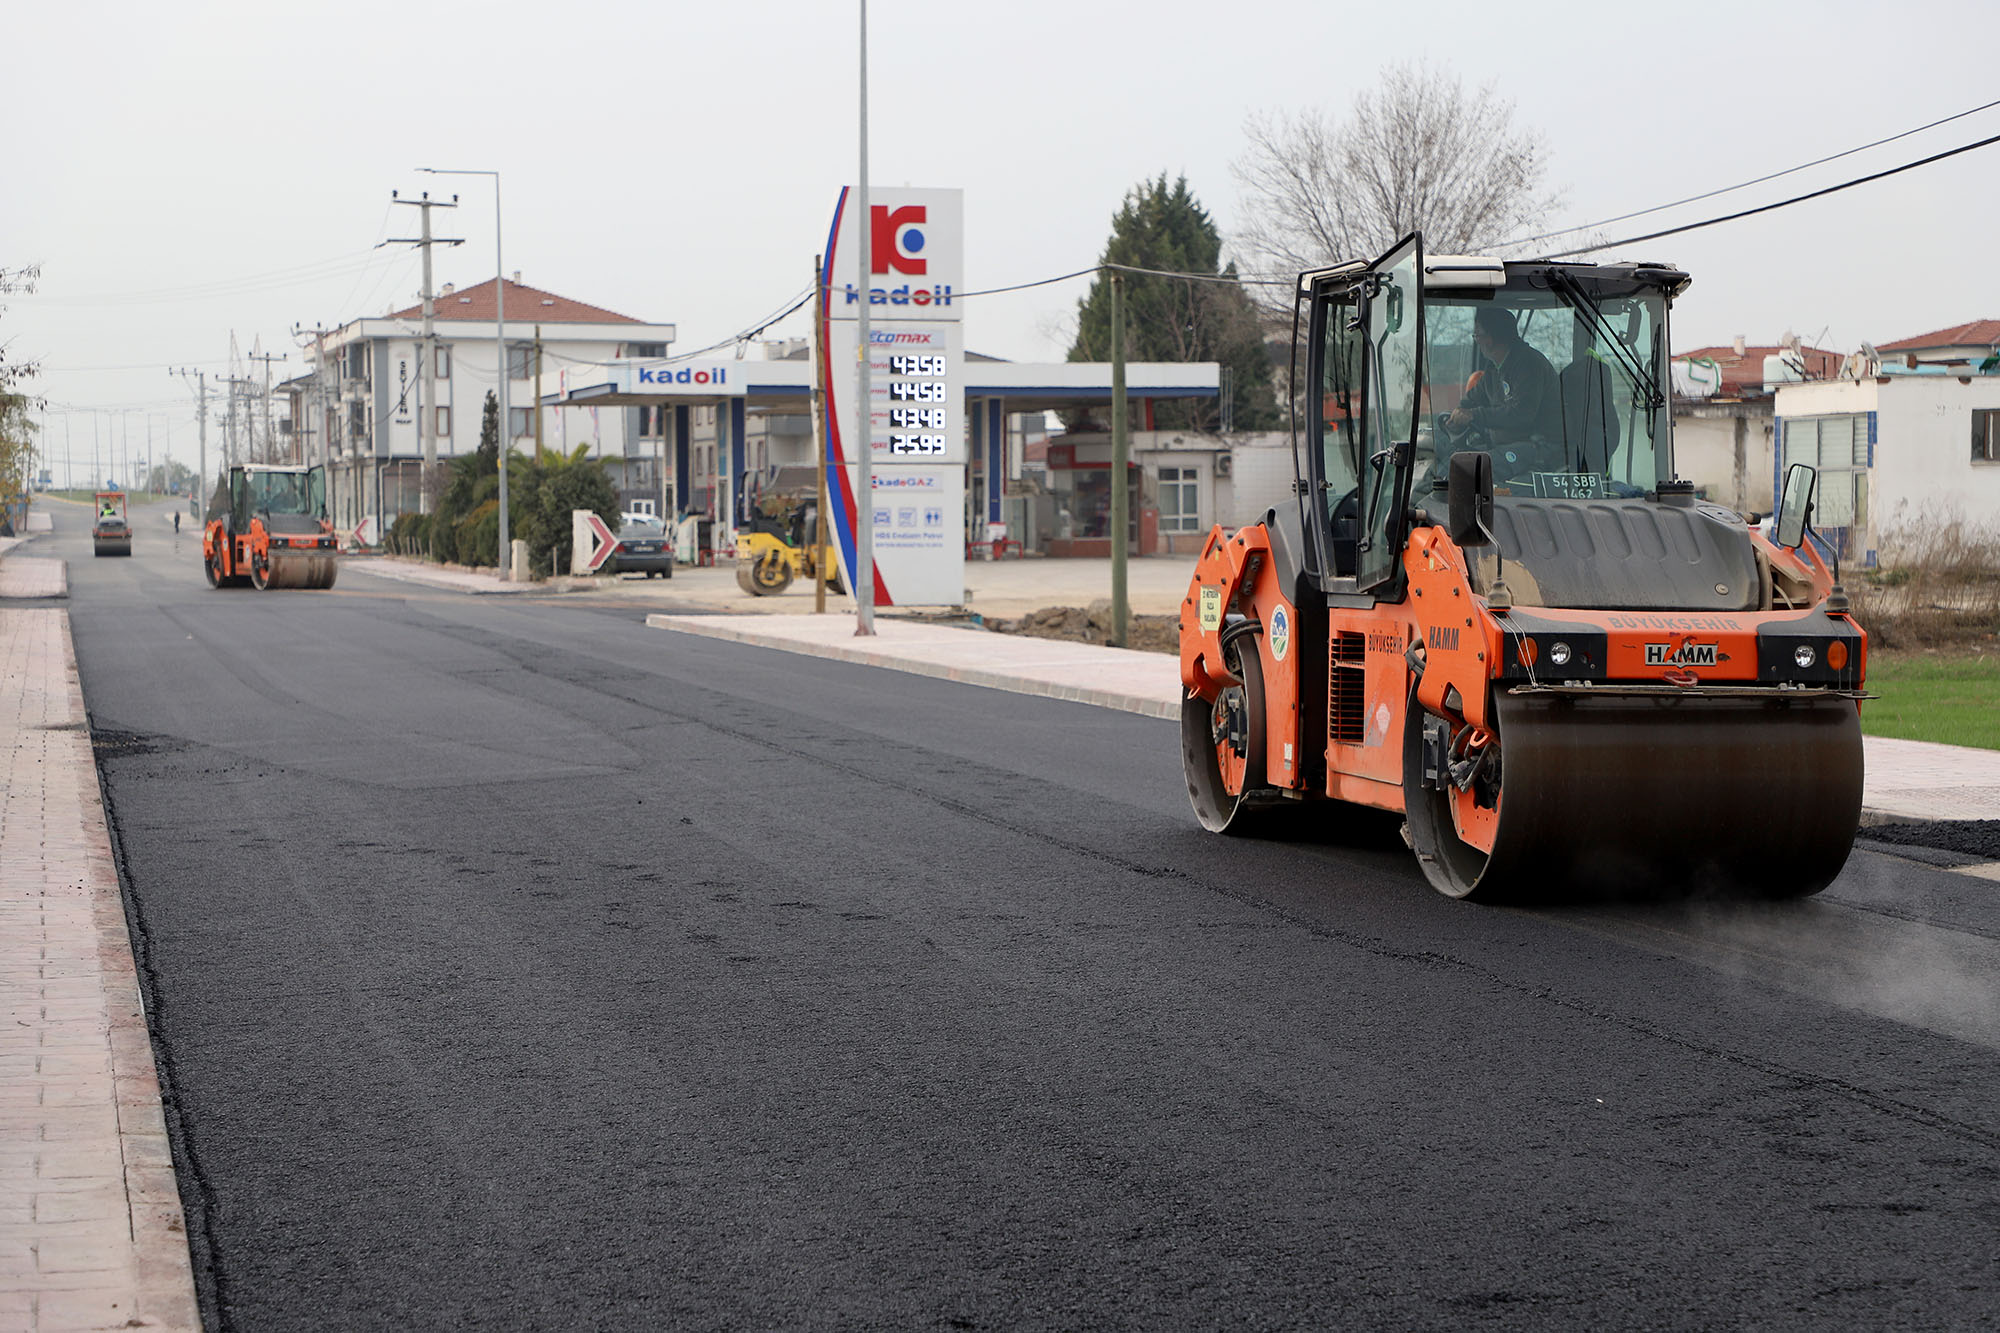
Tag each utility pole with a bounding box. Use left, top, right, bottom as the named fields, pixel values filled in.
left=295, top=325, right=337, bottom=523
left=220, top=377, right=257, bottom=473
left=854, top=0, right=875, bottom=634
left=387, top=190, right=462, bottom=515
left=1110, top=270, right=1129, bottom=649
left=249, top=350, right=287, bottom=464
left=414, top=166, right=507, bottom=575
left=533, top=325, right=543, bottom=461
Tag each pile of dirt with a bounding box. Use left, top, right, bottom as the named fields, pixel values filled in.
left=987, top=600, right=1178, bottom=655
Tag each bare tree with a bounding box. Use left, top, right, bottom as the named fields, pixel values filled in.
left=1232, top=63, right=1563, bottom=291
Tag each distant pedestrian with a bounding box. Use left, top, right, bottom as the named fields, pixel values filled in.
left=173, top=510, right=181, bottom=534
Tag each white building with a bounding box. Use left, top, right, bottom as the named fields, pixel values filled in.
left=293, top=276, right=677, bottom=539
left=1772, top=371, right=2000, bottom=566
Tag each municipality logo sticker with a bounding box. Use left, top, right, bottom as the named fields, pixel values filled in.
left=1269, top=605, right=1291, bottom=661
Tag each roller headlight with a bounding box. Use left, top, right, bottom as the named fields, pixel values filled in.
left=1794, top=645, right=1817, bottom=668
left=1548, top=641, right=1573, bottom=667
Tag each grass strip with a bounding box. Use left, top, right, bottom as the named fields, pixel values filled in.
left=1862, top=650, right=2000, bottom=750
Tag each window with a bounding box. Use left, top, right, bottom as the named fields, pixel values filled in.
left=344, top=343, right=369, bottom=383
left=1974, top=409, right=2000, bottom=462
left=507, top=343, right=532, bottom=380
left=435, top=345, right=452, bottom=378
left=628, top=343, right=667, bottom=358
left=1781, top=413, right=1871, bottom=529
left=1158, top=465, right=1200, bottom=533
left=435, top=406, right=451, bottom=438
left=1320, top=293, right=1365, bottom=511
left=1423, top=281, right=1666, bottom=490
left=508, top=407, right=531, bottom=439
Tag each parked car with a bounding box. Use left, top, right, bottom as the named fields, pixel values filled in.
left=609, top=517, right=674, bottom=578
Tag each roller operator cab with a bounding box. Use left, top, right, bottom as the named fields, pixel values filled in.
left=202, top=464, right=338, bottom=591
left=1179, top=234, right=1867, bottom=902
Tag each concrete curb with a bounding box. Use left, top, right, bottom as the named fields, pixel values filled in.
left=642, top=612, right=2000, bottom=830
left=337, top=557, right=543, bottom=595
left=644, top=613, right=1181, bottom=721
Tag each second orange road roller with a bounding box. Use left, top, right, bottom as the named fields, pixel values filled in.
left=1178, top=233, right=1867, bottom=901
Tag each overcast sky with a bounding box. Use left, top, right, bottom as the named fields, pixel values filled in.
left=8, top=0, right=1998, bottom=474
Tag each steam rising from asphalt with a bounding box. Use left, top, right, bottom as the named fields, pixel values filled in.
left=1569, top=893, right=2000, bottom=1052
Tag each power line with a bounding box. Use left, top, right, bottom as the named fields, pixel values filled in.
left=333, top=201, right=400, bottom=320
left=15, top=250, right=396, bottom=308
left=1541, top=128, right=2000, bottom=259
left=38, top=359, right=229, bottom=373
left=293, top=119, right=2000, bottom=402
left=947, top=265, right=1101, bottom=299
left=1502, top=94, right=2000, bottom=251
left=648, top=284, right=817, bottom=364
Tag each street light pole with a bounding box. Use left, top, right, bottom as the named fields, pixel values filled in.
left=420, top=166, right=510, bottom=579
left=854, top=0, right=875, bottom=634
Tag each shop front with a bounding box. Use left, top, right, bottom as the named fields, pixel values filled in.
left=1041, top=438, right=1157, bottom=557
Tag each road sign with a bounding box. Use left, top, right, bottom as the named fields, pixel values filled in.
left=572, top=509, right=617, bottom=574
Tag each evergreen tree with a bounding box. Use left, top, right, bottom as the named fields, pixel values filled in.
left=429, top=391, right=501, bottom=564
left=1067, top=175, right=1278, bottom=432
left=477, top=389, right=500, bottom=471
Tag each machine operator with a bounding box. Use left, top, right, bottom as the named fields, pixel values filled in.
left=1444, top=307, right=1564, bottom=470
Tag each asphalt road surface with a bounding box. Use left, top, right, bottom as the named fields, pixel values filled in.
left=47, top=504, right=2000, bottom=1329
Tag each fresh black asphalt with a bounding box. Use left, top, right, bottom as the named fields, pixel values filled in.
left=42, top=506, right=2000, bottom=1329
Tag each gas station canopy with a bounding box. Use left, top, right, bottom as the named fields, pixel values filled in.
left=540, top=356, right=1219, bottom=413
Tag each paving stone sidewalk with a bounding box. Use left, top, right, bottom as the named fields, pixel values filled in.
left=0, top=606, right=199, bottom=1331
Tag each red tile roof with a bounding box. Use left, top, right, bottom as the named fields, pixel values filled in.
left=390, top=277, right=646, bottom=325
left=1673, top=344, right=1842, bottom=396
left=1877, top=320, right=2000, bottom=353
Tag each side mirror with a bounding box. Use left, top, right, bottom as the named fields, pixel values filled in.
left=1775, top=462, right=1815, bottom=549
left=1448, top=450, right=1494, bottom=548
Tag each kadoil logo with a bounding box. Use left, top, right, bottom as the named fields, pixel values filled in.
left=871, top=205, right=928, bottom=275
left=637, top=365, right=725, bottom=386
left=1645, top=641, right=1718, bottom=668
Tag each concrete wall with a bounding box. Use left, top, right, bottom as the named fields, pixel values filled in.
left=1673, top=401, right=1773, bottom=513
left=1221, top=432, right=1296, bottom=528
